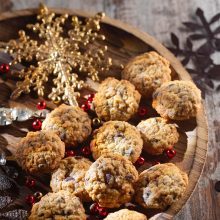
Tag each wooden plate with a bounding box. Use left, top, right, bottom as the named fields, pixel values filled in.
left=0, top=8, right=208, bottom=219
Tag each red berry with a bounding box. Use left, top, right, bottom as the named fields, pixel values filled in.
left=87, top=94, right=95, bottom=103
left=165, top=149, right=176, bottom=159
left=37, top=100, right=46, bottom=110
left=90, top=203, right=99, bottom=214
left=32, top=119, right=42, bottom=130
left=81, top=146, right=91, bottom=156
left=65, top=150, right=75, bottom=157
left=88, top=94, right=95, bottom=99
left=138, top=106, right=147, bottom=117
left=25, top=177, right=36, bottom=187
left=0, top=63, right=10, bottom=73
left=152, top=161, right=160, bottom=166
left=135, top=156, right=145, bottom=167
left=81, top=102, right=91, bottom=112
left=98, top=207, right=108, bottom=217
left=25, top=195, right=35, bottom=205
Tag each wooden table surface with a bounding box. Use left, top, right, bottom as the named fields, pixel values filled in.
left=0, top=0, right=219, bottom=219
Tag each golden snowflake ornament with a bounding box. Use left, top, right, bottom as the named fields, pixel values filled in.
left=2, top=4, right=111, bottom=106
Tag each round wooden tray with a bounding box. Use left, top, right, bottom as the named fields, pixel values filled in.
left=0, top=8, right=208, bottom=219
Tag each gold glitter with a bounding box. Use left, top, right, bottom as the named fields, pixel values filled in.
left=1, top=4, right=111, bottom=106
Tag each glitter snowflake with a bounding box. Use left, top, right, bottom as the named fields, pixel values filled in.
left=2, top=4, right=111, bottom=106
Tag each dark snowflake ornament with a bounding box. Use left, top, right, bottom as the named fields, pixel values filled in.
left=0, top=174, right=15, bottom=191
left=168, top=8, right=220, bottom=95
left=0, top=209, right=28, bottom=220
left=0, top=196, right=13, bottom=209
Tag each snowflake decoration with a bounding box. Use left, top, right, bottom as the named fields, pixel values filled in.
left=168, top=8, right=220, bottom=95
left=1, top=4, right=111, bottom=106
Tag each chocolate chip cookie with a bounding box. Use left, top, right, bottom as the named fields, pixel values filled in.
left=28, top=190, right=86, bottom=220
left=16, top=131, right=65, bottom=174
left=104, top=209, right=147, bottom=220
left=152, top=80, right=201, bottom=120
left=85, top=154, right=139, bottom=208
left=50, top=156, right=92, bottom=202
left=93, top=77, right=141, bottom=121
left=42, top=104, right=92, bottom=146
left=135, top=163, right=188, bottom=210
left=122, top=51, right=171, bottom=98
left=137, top=117, right=179, bottom=155
left=91, top=121, right=143, bottom=163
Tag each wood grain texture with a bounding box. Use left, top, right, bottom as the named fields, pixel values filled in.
left=0, top=1, right=219, bottom=219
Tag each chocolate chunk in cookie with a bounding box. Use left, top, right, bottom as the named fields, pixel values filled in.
left=85, top=154, right=138, bottom=208
left=50, top=156, right=92, bottom=201
left=135, top=163, right=188, bottom=210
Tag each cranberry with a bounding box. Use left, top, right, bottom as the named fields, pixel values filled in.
left=37, top=100, right=46, bottom=110
left=165, top=149, right=176, bottom=159
left=25, top=195, right=35, bottom=205
left=81, top=102, right=91, bottom=112
left=90, top=203, right=99, bottom=214
left=32, top=119, right=42, bottom=130
left=87, top=94, right=95, bottom=103
left=138, top=106, right=147, bottom=117
left=25, top=177, right=36, bottom=187
left=135, top=156, right=145, bottom=167
left=81, top=146, right=91, bottom=156
left=98, top=207, right=108, bottom=217
left=0, top=63, right=10, bottom=73
left=65, top=150, right=75, bottom=157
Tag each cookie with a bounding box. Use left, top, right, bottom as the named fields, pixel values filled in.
left=50, top=156, right=92, bottom=202
left=137, top=117, right=179, bottom=155
left=28, top=190, right=86, bottom=220
left=122, top=51, right=171, bottom=98
left=93, top=77, right=141, bottom=121
left=42, top=104, right=92, bottom=146
left=90, top=121, right=143, bottom=163
left=135, top=163, right=188, bottom=210
left=85, top=154, right=138, bottom=208
left=104, top=209, right=147, bottom=220
left=152, top=80, right=201, bottom=120
left=16, top=131, right=65, bottom=174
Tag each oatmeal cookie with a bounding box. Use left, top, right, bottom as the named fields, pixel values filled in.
left=135, top=163, right=188, bottom=210
left=93, top=77, right=141, bottom=121
left=16, top=131, right=65, bottom=174
left=28, top=190, right=86, bottom=220
left=85, top=154, right=139, bottom=208
left=137, top=117, right=179, bottom=155
left=122, top=51, right=171, bottom=98
left=42, top=104, right=92, bottom=146
left=152, top=80, right=201, bottom=120
left=90, top=121, right=143, bottom=163
left=104, top=209, right=147, bottom=220
left=50, top=156, right=92, bottom=202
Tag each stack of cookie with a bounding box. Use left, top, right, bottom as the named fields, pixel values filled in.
left=15, top=51, right=201, bottom=220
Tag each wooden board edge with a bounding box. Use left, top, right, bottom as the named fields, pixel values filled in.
left=167, top=104, right=208, bottom=216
